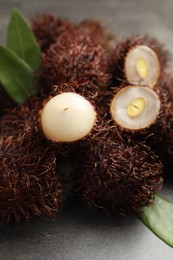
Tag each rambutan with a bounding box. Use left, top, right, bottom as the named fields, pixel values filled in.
left=110, top=85, right=161, bottom=133
left=0, top=96, right=42, bottom=138
left=0, top=134, right=63, bottom=223
left=38, top=29, right=112, bottom=95
left=77, top=19, right=115, bottom=47
left=31, top=13, right=75, bottom=52
left=107, top=81, right=173, bottom=168
left=76, top=134, right=163, bottom=214
left=157, top=71, right=173, bottom=101
left=146, top=79, right=173, bottom=167
left=109, top=35, right=170, bottom=88
left=0, top=96, right=65, bottom=223
left=39, top=83, right=97, bottom=144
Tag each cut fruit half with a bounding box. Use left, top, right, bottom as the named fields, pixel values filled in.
left=125, top=45, right=160, bottom=88
left=110, top=86, right=160, bottom=130
left=41, top=92, right=96, bottom=142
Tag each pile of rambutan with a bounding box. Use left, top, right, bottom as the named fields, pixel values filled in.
left=0, top=10, right=173, bottom=245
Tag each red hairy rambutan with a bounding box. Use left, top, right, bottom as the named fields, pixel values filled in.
left=31, top=13, right=75, bottom=52
left=76, top=133, right=163, bottom=214
left=38, top=29, right=112, bottom=95
left=0, top=134, right=63, bottom=223
left=77, top=19, right=115, bottom=47
left=146, top=79, right=173, bottom=167
left=0, top=97, right=42, bottom=138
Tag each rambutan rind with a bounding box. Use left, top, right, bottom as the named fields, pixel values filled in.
left=32, top=13, right=75, bottom=52
left=76, top=136, right=163, bottom=215
left=0, top=134, right=63, bottom=223
left=38, top=29, right=112, bottom=95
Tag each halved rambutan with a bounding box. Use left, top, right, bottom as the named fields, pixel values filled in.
left=109, top=35, right=170, bottom=88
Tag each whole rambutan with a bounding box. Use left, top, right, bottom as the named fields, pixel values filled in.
left=77, top=19, right=115, bottom=47
left=0, top=93, right=79, bottom=216
left=109, top=35, right=170, bottom=88
left=31, top=13, right=75, bottom=52
left=38, top=29, right=112, bottom=95
left=0, top=134, right=63, bottom=223
left=76, top=134, right=163, bottom=214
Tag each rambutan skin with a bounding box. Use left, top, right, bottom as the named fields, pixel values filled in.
left=32, top=14, right=115, bottom=52
left=146, top=80, right=173, bottom=168
left=76, top=135, right=163, bottom=214
left=158, top=72, right=173, bottom=102
left=0, top=97, right=42, bottom=138
left=0, top=98, right=66, bottom=223
left=0, top=134, right=63, bottom=223
left=38, top=29, right=112, bottom=96
left=31, top=14, right=75, bottom=52
left=109, top=35, right=170, bottom=86
left=77, top=19, right=115, bottom=47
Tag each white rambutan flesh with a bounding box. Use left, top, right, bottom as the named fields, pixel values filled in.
left=110, top=86, right=160, bottom=130
left=41, top=92, right=96, bottom=142
left=125, top=45, right=160, bottom=88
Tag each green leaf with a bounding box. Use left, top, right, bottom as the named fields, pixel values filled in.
left=0, top=45, right=37, bottom=104
left=6, top=8, right=41, bottom=71
left=139, top=194, right=173, bottom=247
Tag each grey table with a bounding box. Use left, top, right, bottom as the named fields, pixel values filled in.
left=0, top=0, right=173, bottom=259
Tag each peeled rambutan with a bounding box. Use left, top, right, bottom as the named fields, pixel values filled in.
left=76, top=134, right=163, bottom=214
left=39, top=83, right=97, bottom=148
left=0, top=134, right=63, bottom=223
left=109, top=35, right=170, bottom=88
left=31, top=13, right=75, bottom=52
left=38, top=29, right=112, bottom=95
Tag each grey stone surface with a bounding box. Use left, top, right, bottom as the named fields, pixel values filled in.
left=0, top=0, right=173, bottom=259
